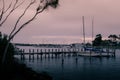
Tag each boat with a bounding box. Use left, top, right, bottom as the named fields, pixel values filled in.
left=78, top=16, right=115, bottom=57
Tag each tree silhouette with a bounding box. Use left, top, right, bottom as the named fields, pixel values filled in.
left=0, top=0, right=59, bottom=64
left=93, top=34, right=102, bottom=46
left=0, top=32, right=14, bottom=64
left=108, top=34, right=118, bottom=42
left=108, top=34, right=119, bottom=46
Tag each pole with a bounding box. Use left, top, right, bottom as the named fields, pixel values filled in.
left=82, top=16, right=85, bottom=45
left=92, top=16, right=94, bottom=42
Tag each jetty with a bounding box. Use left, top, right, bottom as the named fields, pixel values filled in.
left=14, top=45, right=116, bottom=60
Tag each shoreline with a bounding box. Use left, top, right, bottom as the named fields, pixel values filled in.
left=0, top=59, right=53, bottom=80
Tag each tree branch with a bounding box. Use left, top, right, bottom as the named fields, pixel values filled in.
left=14, top=0, right=25, bottom=10
left=9, top=13, right=37, bottom=41
left=1, top=0, right=59, bottom=64
left=9, top=0, right=59, bottom=40
left=3, top=0, right=13, bottom=13
left=0, top=0, right=5, bottom=22
left=9, top=7, right=45, bottom=41
left=9, top=0, right=36, bottom=38
left=0, top=0, right=24, bottom=27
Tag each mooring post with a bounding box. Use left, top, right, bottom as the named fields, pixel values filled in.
left=37, top=49, right=39, bottom=59
left=62, top=48, right=64, bottom=65
left=61, top=48, right=63, bottom=57
left=55, top=49, right=57, bottom=58
left=45, top=49, right=46, bottom=58
left=40, top=49, right=43, bottom=58
left=48, top=49, right=50, bottom=58
left=58, top=48, right=61, bottom=58
left=32, top=49, right=34, bottom=60
left=76, top=48, right=78, bottom=56
left=20, top=49, right=22, bottom=60
left=72, top=48, right=75, bottom=56
left=21, top=49, right=24, bottom=60
left=76, top=48, right=78, bottom=60
left=113, top=46, right=116, bottom=57
left=23, top=49, right=25, bottom=60
left=64, top=48, right=66, bottom=57
left=51, top=49, right=54, bottom=58
left=67, top=48, right=70, bottom=57
left=29, top=49, right=31, bottom=60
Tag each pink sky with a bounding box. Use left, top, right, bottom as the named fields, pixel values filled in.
left=0, top=0, right=120, bottom=44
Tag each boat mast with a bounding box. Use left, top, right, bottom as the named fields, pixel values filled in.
left=82, top=16, right=85, bottom=45
left=92, top=16, right=94, bottom=42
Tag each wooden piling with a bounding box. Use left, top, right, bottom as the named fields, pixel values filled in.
left=29, top=49, right=31, bottom=60
left=37, top=49, right=39, bottom=59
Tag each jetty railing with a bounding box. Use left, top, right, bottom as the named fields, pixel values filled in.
left=14, top=46, right=116, bottom=60
left=14, top=47, right=81, bottom=60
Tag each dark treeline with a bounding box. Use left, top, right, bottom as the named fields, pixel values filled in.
left=92, top=34, right=120, bottom=47
left=15, top=34, right=120, bottom=48
left=15, top=43, right=70, bottom=48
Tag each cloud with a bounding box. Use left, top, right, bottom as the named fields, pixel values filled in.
left=2, top=0, right=120, bottom=43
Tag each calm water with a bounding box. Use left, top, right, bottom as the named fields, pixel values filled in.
left=15, top=46, right=120, bottom=80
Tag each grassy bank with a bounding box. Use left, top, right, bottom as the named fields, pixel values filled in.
left=0, top=59, right=52, bottom=80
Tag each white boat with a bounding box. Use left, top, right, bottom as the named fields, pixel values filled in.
left=79, top=51, right=114, bottom=57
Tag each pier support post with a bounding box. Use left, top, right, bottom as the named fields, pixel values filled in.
left=37, top=49, right=39, bottom=59
left=32, top=49, right=34, bottom=60
left=29, top=49, right=31, bottom=60
left=23, top=49, right=25, bottom=60
left=48, top=49, right=50, bottom=58
left=51, top=49, right=54, bottom=58
left=45, top=49, right=46, bottom=58
left=21, top=49, right=25, bottom=60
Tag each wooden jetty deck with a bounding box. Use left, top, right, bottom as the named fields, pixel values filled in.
left=14, top=47, right=116, bottom=60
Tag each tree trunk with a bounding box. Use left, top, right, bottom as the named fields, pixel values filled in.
left=2, top=40, right=10, bottom=64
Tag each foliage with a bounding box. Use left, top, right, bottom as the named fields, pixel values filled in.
left=101, top=40, right=110, bottom=46
left=92, top=34, right=102, bottom=46
left=0, top=32, right=14, bottom=64
left=0, top=1, right=59, bottom=79
left=0, top=0, right=59, bottom=41
left=92, top=34, right=120, bottom=47
left=0, top=0, right=59, bottom=64
left=108, top=34, right=118, bottom=42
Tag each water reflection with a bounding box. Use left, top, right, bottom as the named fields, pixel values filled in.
left=15, top=51, right=120, bottom=80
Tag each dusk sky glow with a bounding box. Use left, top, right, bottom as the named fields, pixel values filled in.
left=1, top=0, right=120, bottom=44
